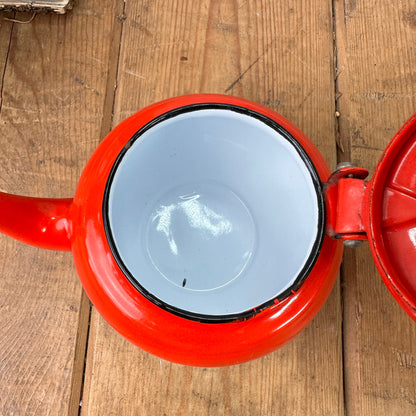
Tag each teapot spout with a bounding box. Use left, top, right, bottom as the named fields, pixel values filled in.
left=0, top=192, right=72, bottom=251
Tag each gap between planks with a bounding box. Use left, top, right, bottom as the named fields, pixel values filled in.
left=0, top=15, right=14, bottom=114
left=68, top=291, right=92, bottom=416
left=332, top=0, right=350, bottom=414
left=67, top=2, right=127, bottom=415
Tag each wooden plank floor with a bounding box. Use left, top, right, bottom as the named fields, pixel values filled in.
left=0, top=1, right=415, bottom=414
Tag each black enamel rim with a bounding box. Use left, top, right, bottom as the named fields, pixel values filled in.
left=103, top=103, right=326, bottom=323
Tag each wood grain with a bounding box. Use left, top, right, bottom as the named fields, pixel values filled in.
left=81, top=1, right=343, bottom=415
left=0, top=2, right=122, bottom=415
left=335, top=0, right=416, bottom=414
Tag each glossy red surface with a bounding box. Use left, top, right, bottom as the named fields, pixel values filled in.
left=69, top=94, right=343, bottom=366
left=0, top=192, right=72, bottom=251
left=1, top=95, right=415, bottom=364
left=325, top=166, right=369, bottom=240
left=367, top=113, right=416, bottom=321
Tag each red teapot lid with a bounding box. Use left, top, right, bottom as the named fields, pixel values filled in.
left=367, top=113, right=416, bottom=320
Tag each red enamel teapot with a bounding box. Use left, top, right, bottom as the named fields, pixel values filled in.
left=1, top=94, right=415, bottom=366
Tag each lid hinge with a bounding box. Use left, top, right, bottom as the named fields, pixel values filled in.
left=325, top=165, right=369, bottom=242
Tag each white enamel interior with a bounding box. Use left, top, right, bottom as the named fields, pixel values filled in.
left=108, top=108, right=320, bottom=317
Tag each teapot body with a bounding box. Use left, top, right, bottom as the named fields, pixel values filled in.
left=70, top=94, right=343, bottom=366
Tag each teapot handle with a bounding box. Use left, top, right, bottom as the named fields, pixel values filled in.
left=0, top=192, right=72, bottom=251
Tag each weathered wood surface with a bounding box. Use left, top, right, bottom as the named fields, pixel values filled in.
left=0, top=0, right=415, bottom=414
left=0, top=1, right=123, bottom=415
left=335, top=0, right=416, bottom=414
